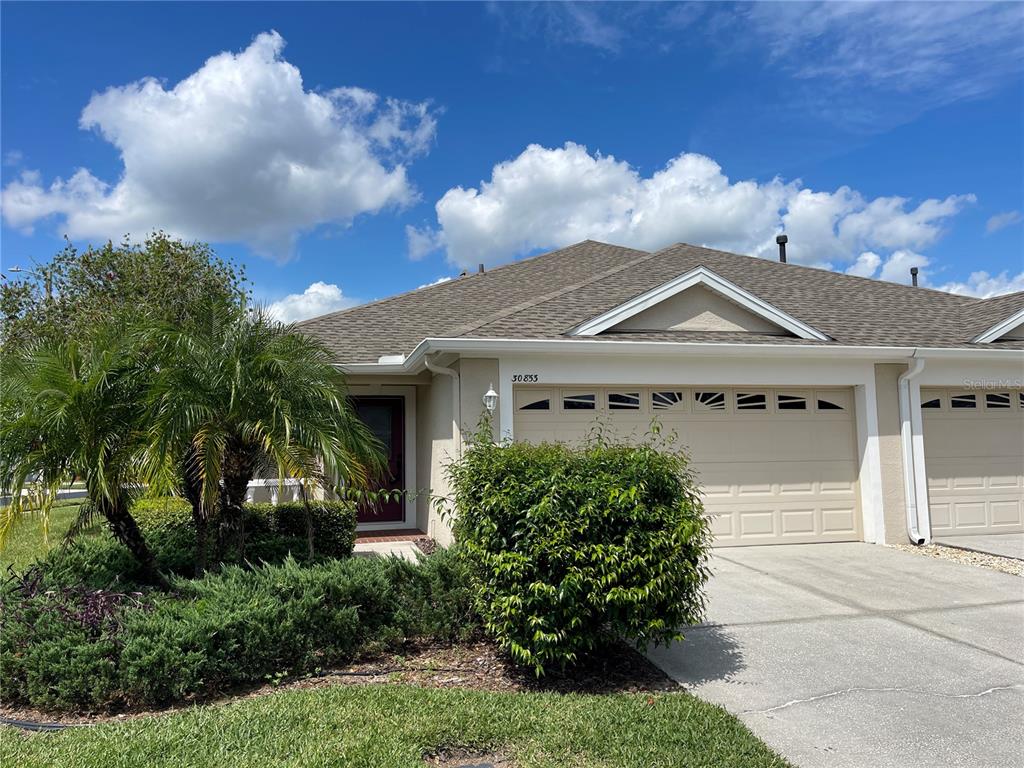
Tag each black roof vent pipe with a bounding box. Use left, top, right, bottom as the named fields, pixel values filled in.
left=776, top=235, right=788, bottom=263
left=910, top=267, right=919, bottom=287
left=478, top=263, right=485, bottom=274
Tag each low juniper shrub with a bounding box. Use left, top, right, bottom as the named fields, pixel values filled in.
left=447, top=423, right=713, bottom=675
left=0, top=568, right=148, bottom=709
left=0, top=546, right=478, bottom=711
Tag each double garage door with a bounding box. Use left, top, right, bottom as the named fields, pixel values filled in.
left=922, top=389, right=1024, bottom=536
left=514, top=386, right=862, bottom=546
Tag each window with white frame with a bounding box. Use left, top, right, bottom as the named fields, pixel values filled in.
left=607, top=391, right=641, bottom=410
left=562, top=392, right=597, bottom=410
left=985, top=392, right=1011, bottom=409
left=694, top=391, right=727, bottom=411
left=651, top=390, right=686, bottom=411
left=950, top=393, right=977, bottom=409
left=776, top=392, right=808, bottom=411
left=735, top=392, right=767, bottom=411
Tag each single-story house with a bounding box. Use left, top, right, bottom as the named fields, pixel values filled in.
left=298, top=240, right=1024, bottom=547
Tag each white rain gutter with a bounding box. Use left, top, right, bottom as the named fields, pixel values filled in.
left=340, top=338, right=1024, bottom=377
left=424, top=354, right=462, bottom=457
left=898, top=354, right=927, bottom=544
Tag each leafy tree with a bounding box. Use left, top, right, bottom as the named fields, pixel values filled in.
left=144, top=301, right=385, bottom=568
left=1, top=232, right=249, bottom=352
left=0, top=330, right=167, bottom=585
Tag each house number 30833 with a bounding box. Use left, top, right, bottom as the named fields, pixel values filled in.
left=512, top=374, right=539, bottom=383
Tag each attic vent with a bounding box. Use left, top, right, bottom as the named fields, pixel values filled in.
left=776, top=235, right=788, bottom=263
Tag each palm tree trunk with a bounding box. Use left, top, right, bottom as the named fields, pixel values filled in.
left=99, top=496, right=167, bottom=588
left=180, top=451, right=209, bottom=577
left=219, top=439, right=257, bottom=560
left=299, top=483, right=315, bottom=560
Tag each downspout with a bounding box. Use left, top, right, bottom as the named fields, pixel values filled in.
left=425, top=354, right=462, bottom=458
left=898, top=355, right=927, bottom=544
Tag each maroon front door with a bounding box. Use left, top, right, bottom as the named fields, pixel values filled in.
left=351, top=396, right=405, bottom=523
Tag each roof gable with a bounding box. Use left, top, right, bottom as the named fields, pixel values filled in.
left=568, top=266, right=831, bottom=341
left=972, top=307, right=1024, bottom=343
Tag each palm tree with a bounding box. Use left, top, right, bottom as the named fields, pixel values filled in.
left=0, top=330, right=165, bottom=584
left=144, top=302, right=384, bottom=569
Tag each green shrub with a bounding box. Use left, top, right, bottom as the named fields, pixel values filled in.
left=0, top=578, right=135, bottom=710
left=245, top=500, right=358, bottom=560
left=0, top=547, right=479, bottom=710
left=448, top=432, right=712, bottom=675
left=37, top=537, right=141, bottom=590
left=379, top=545, right=480, bottom=643
left=117, top=557, right=371, bottom=703
left=31, top=497, right=360, bottom=589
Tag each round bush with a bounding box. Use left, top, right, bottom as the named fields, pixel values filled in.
left=449, top=434, right=712, bottom=675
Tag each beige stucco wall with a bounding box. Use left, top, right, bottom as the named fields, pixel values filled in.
left=417, top=373, right=456, bottom=543
left=456, top=357, right=500, bottom=441
left=614, top=285, right=781, bottom=333
left=875, top=363, right=909, bottom=543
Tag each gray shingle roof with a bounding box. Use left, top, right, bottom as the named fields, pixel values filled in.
left=959, top=291, right=1024, bottom=340
left=298, top=241, right=1024, bottom=363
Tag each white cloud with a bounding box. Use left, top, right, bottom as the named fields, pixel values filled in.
left=416, top=276, right=453, bottom=290
left=935, top=271, right=1024, bottom=299
left=1, top=31, right=436, bottom=258
left=844, top=249, right=927, bottom=285
left=842, top=250, right=1024, bottom=298
left=986, top=210, right=1023, bottom=234
left=732, top=3, right=1024, bottom=109
left=417, top=142, right=973, bottom=271
left=405, top=224, right=443, bottom=260
left=488, top=3, right=627, bottom=54
left=267, top=281, right=358, bottom=323
left=877, top=249, right=930, bottom=284
left=845, top=252, right=881, bottom=278
left=2, top=150, right=23, bottom=167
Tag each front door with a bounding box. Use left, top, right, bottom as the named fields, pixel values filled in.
left=351, top=396, right=405, bottom=523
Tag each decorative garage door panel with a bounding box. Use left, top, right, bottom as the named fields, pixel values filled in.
left=514, top=386, right=861, bottom=546
left=922, top=389, right=1024, bottom=536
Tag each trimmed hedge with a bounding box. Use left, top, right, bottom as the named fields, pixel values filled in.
left=449, top=433, right=712, bottom=675
left=0, top=548, right=476, bottom=710
left=37, top=497, right=360, bottom=587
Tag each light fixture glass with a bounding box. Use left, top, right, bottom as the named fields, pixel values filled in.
left=482, top=383, right=498, bottom=413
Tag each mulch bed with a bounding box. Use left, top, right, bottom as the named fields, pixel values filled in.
left=0, top=640, right=679, bottom=728
left=414, top=537, right=439, bottom=555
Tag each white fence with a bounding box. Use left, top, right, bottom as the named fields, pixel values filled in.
left=245, top=478, right=304, bottom=505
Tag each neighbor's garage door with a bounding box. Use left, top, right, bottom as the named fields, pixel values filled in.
left=922, top=389, right=1024, bottom=536
left=514, top=386, right=862, bottom=546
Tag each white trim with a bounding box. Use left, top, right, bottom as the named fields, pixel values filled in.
left=855, top=382, right=886, bottom=544
left=498, top=357, right=515, bottom=442
left=898, top=359, right=928, bottom=544
left=566, top=266, right=831, bottom=340
left=339, top=338, right=1024, bottom=377
left=346, top=384, right=418, bottom=531
left=971, top=307, right=1024, bottom=343
left=908, top=378, right=932, bottom=540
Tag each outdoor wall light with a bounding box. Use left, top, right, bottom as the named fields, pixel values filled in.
left=483, top=384, right=498, bottom=413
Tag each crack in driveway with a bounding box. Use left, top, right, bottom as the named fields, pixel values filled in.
left=743, top=683, right=1024, bottom=715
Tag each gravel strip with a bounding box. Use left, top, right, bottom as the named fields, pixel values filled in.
left=892, top=543, right=1024, bottom=577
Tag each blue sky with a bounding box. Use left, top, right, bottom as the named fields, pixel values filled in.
left=3, top=2, right=1023, bottom=320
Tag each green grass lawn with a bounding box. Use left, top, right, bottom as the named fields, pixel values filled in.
left=0, top=501, right=94, bottom=573
left=0, top=684, right=789, bottom=768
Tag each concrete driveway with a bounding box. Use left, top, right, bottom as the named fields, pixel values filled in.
left=648, top=543, right=1024, bottom=768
